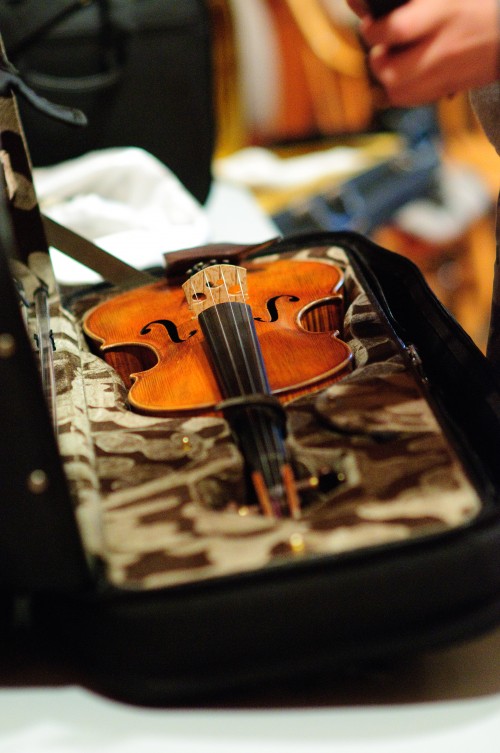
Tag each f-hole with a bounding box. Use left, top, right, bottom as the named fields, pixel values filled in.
left=254, top=295, right=300, bottom=323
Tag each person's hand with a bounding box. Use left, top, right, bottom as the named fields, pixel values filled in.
left=352, top=0, right=500, bottom=105
left=346, top=0, right=369, bottom=18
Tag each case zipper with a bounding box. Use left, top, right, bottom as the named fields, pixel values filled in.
left=404, top=342, right=428, bottom=384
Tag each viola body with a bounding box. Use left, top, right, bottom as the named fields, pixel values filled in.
left=83, top=258, right=352, bottom=415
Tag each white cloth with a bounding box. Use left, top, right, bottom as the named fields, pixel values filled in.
left=34, top=147, right=210, bottom=284
left=214, top=145, right=370, bottom=190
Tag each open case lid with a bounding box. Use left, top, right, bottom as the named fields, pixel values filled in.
left=0, top=53, right=91, bottom=593
left=0, top=184, right=90, bottom=592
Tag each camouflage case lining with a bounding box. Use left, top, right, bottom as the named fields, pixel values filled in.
left=15, top=240, right=482, bottom=593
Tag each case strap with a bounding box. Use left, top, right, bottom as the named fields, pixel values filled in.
left=42, top=215, right=155, bottom=288
left=0, top=39, right=86, bottom=263
left=0, top=56, right=87, bottom=127
left=42, top=219, right=279, bottom=289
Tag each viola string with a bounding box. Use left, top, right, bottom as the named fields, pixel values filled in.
left=194, top=269, right=247, bottom=396
left=194, top=265, right=288, bottom=508
left=223, top=266, right=259, bottom=394
left=235, top=267, right=287, bottom=501
left=208, top=267, right=281, bottom=489
left=220, top=267, right=282, bottom=496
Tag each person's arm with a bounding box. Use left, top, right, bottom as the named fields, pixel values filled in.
left=347, top=0, right=500, bottom=105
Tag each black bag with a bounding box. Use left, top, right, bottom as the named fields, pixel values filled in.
left=0, top=0, right=215, bottom=203
left=1, top=46, right=500, bottom=706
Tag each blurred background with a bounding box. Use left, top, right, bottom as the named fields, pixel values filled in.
left=210, top=0, right=500, bottom=352
left=3, top=0, right=499, bottom=352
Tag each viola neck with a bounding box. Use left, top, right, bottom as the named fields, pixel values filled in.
left=199, top=301, right=296, bottom=517
left=199, top=302, right=270, bottom=396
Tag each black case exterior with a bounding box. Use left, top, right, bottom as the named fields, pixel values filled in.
left=2, top=0, right=215, bottom=204
left=0, top=197, right=89, bottom=594
left=24, top=233, right=500, bottom=705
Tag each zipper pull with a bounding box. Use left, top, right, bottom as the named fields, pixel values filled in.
left=405, top=343, right=428, bottom=384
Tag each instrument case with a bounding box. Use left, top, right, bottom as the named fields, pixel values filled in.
left=1, top=57, right=500, bottom=707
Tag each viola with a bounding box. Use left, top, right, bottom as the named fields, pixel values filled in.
left=83, top=256, right=352, bottom=518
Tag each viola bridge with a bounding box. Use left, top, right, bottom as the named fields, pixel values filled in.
left=183, top=263, right=248, bottom=316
